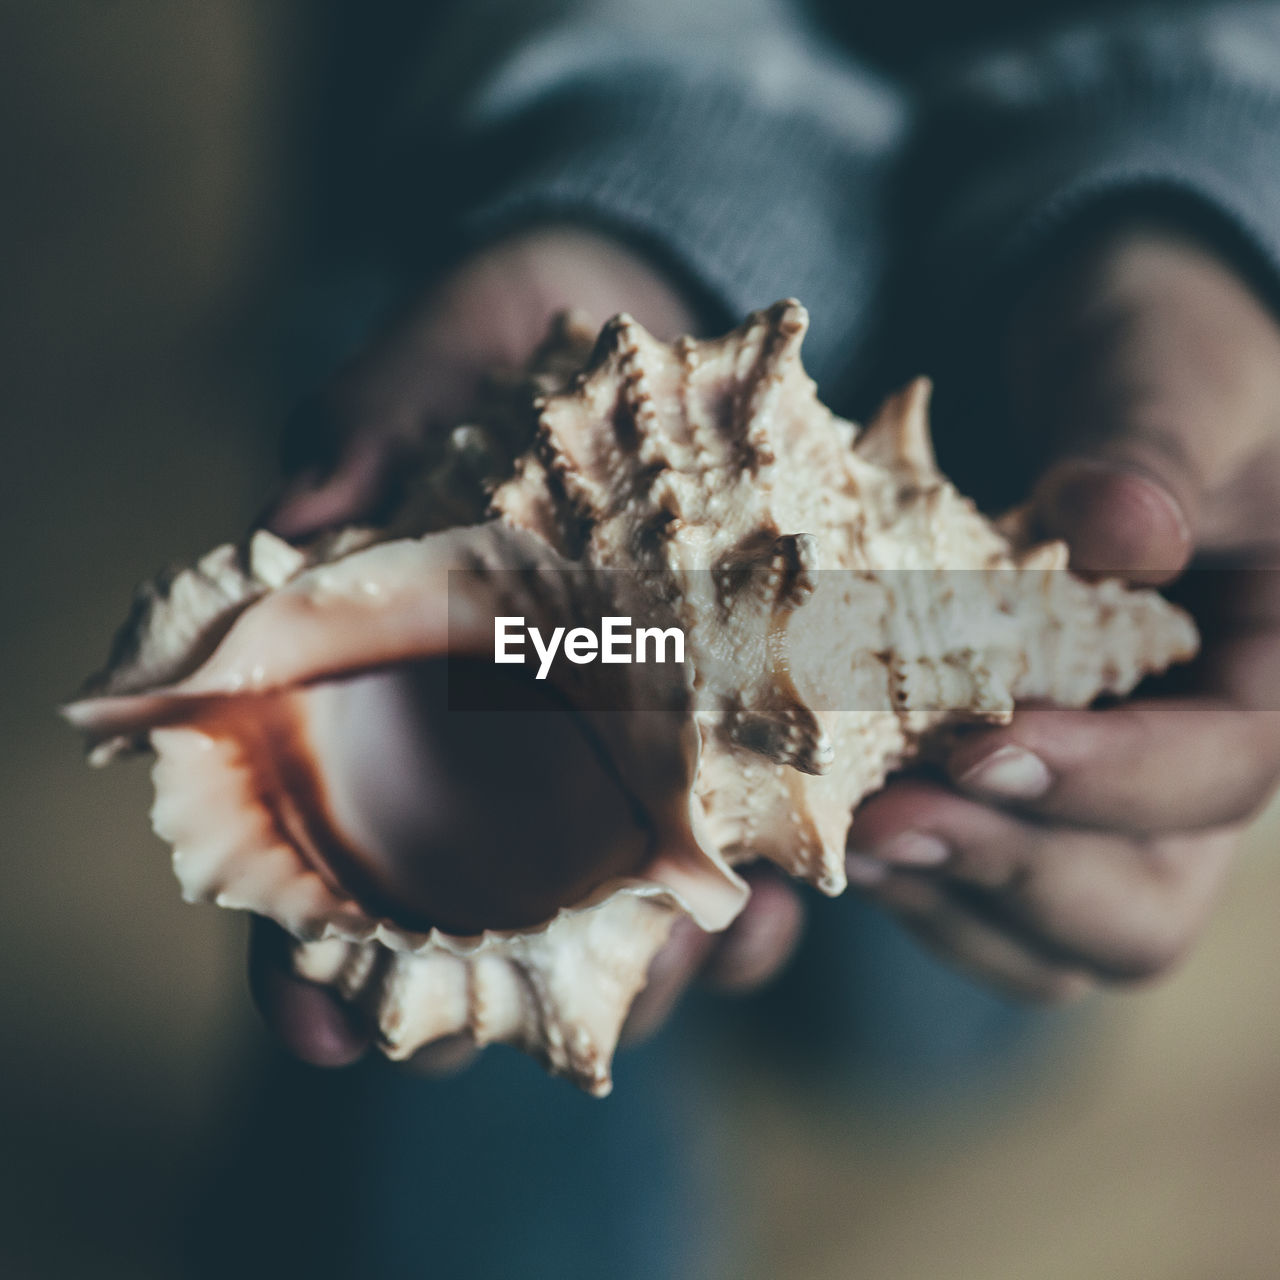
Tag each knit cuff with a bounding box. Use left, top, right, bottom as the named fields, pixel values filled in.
left=458, top=67, right=903, bottom=388
left=916, top=77, right=1280, bottom=317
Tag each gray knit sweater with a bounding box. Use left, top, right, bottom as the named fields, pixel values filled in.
left=393, top=1, right=1280, bottom=400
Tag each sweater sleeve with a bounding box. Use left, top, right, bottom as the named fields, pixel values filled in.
left=892, top=4, right=1280, bottom=401
left=397, top=0, right=905, bottom=389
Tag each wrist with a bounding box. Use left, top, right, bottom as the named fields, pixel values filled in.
left=325, top=225, right=699, bottom=438
left=435, top=225, right=702, bottom=365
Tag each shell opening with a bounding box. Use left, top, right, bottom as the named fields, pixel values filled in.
left=304, top=656, right=655, bottom=936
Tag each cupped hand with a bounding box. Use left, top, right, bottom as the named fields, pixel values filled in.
left=847, top=216, right=1280, bottom=999
left=251, top=227, right=805, bottom=1069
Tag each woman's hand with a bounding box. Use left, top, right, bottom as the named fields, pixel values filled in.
left=265, top=227, right=701, bottom=539
left=847, top=218, right=1280, bottom=999
left=251, top=226, right=805, bottom=1068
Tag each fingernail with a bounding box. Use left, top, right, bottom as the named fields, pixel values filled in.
left=876, top=832, right=950, bottom=866
left=957, top=744, right=1051, bottom=800
left=845, top=853, right=889, bottom=886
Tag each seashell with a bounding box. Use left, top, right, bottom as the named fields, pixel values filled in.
left=66, top=300, right=1198, bottom=1094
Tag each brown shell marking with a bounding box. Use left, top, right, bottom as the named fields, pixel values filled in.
left=67, top=300, right=1198, bottom=1093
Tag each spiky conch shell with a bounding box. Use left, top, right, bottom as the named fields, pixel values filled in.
left=66, top=301, right=1198, bottom=1095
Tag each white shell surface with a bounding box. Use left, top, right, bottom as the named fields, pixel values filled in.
left=68, top=301, right=1198, bottom=1092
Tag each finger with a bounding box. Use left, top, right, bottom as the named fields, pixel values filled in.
left=857, top=870, right=1095, bottom=1002
left=248, top=917, right=371, bottom=1066
left=945, top=700, right=1280, bottom=835
left=848, top=779, right=1236, bottom=980
left=263, top=433, right=405, bottom=540
left=403, top=1035, right=480, bottom=1077
left=1008, top=222, right=1280, bottom=577
left=700, top=869, right=805, bottom=993
left=1033, top=459, right=1193, bottom=584
left=619, top=915, right=716, bottom=1045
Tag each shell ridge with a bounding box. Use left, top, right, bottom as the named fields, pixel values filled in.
left=72, top=301, right=1201, bottom=1092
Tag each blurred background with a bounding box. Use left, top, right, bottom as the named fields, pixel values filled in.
left=3, top=3, right=1280, bottom=1277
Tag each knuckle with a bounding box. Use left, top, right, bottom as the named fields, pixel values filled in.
left=1101, top=840, right=1224, bottom=983
left=1230, top=727, right=1280, bottom=820
left=948, top=842, right=1025, bottom=892
left=874, top=873, right=944, bottom=916
left=1222, top=792, right=1268, bottom=832
left=1105, top=925, right=1194, bottom=984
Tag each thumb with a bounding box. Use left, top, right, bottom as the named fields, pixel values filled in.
left=1009, top=219, right=1280, bottom=585
left=1031, top=455, right=1195, bottom=586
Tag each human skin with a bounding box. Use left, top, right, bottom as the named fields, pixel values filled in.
left=251, top=219, right=1280, bottom=1067
left=847, top=215, right=1280, bottom=999
left=253, top=227, right=806, bottom=1069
